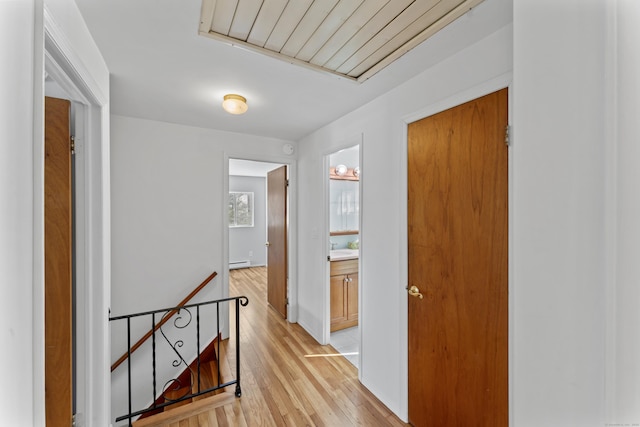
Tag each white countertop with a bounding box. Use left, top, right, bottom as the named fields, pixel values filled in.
left=330, top=249, right=359, bottom=261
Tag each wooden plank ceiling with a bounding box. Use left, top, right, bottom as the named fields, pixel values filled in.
left=199, top=0, right=485, bottom=82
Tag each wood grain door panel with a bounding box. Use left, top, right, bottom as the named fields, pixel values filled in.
left=407, top=89, right=508, bottom=427
left=45, top=96, right=73, bottom=427
left=267, top=165, right=288, bottom=318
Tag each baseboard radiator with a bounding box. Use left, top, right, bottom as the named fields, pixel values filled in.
left=229, top=260, right=251, bottom=270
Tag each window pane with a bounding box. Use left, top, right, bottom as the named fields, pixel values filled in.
left=236, top=193, right=252, bottom=226
left=229, top=192, right=254, bottom=227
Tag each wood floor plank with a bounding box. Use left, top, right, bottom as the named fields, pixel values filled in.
left=207, top=409, right=219, bottom=427
left=196, top=412, right=211, bottom=427
left=136, top=267, right=408, bottom=427
left=222, top=400, right=247, bottom=427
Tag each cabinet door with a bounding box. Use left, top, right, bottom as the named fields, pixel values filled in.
left=346, top=273, right=358, bottom=322
left=330, top=275, right=347, bottom=328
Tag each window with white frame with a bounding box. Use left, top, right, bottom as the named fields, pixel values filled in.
left=228, top=192, right=254, bottom=227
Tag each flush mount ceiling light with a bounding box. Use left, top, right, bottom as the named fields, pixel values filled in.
left=222, top=94, right=248, bottom=115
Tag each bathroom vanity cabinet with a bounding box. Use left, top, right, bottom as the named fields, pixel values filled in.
left=330, top=258, right=358, bottom=332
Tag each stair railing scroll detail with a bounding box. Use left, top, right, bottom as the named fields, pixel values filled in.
left=159, top=307, right=194, bottom=403
left=109, top=295, right=249, bottom=427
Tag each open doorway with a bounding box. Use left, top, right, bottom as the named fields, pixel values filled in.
left=41, top=17, right=111, bottom=424
left=228, top=159, right=289, bottom=318
left=43, top=69, right=101, bottom=424
left=327, top=145, right=360, bottom=368
left=43, top=77, right=83, bottom=425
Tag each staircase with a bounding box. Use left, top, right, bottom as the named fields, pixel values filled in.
left=109, top=285, right=249, bottom=427
left=133, top=337, right=236, bottom=426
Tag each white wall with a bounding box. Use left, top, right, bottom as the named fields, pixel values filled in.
left=109, top=115, right=296, bottom=421
left=111, top=114, right=224, bottom=324
left=512, top=0, right=615, bottom=425
left=229, top=175, right=267, bottom=267
left=0, top=1, right=37, bottom=424
left=297, top=21, right=513, bottom=421
left=110, top=114, right=294, bottom=327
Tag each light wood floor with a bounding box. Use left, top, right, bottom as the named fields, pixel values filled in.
left=137, top=266, right=409, bottom=427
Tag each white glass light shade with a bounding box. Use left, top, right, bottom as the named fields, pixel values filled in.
left=222, top=94, right=248, bottom=115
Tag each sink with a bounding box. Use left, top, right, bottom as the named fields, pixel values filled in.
left=330, top=249, right=359, bottom=261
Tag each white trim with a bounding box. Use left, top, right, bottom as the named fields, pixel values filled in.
left=33, top=3, right=46, bottom=424
left=73, top=103, right=88, bottom=425
left=398, top=73, right=513, bottom=422
left=221, top=156, right=231, bottom=340
left=507, top=81, right=515, bottom=427
left=356, top=137, right=364, bottom=381
left=322, top=153, right=330, bottom=346
left=43, top=7, right=107, bottom=106
left=603, top=0, right=618, bottom=421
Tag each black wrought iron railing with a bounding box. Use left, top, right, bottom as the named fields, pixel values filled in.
left=109, top=295, right=249, bottom=426
left=111, top=271, right=218, bottom=372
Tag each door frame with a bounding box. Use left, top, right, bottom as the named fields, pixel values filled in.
left=223, top=154, right=298, bottom=326
left=399, top=73, right=513, bottom=422
left=322, top=134, right=363, bottom=351
left=37, top=11, right=111, bottom=425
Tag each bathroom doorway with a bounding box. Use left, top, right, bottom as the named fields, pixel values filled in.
left=327, top=144, right=361, bottom=368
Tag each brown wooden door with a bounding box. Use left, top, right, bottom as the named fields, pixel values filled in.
left=267, top=165, right=288, bottom=318
left=44, top=96, right=73, bottom=426
left=407, top=89, right=508, bottom=427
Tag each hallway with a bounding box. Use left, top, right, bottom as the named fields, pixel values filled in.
left=226, top=266, right=407, bottom=426
left=140, top=267, right=408, bottom=426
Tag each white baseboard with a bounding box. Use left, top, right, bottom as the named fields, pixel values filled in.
left=229, top=260, right=251, bottom=269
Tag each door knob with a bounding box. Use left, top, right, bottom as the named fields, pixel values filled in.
left=265, top=241, right=270, bottom=247
left=407, top=285, right=424, bottom=299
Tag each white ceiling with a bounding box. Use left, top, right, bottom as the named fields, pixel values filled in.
left=229, top=159, right=284, bottom=177
left=74, top=0, right=512, bottom=141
